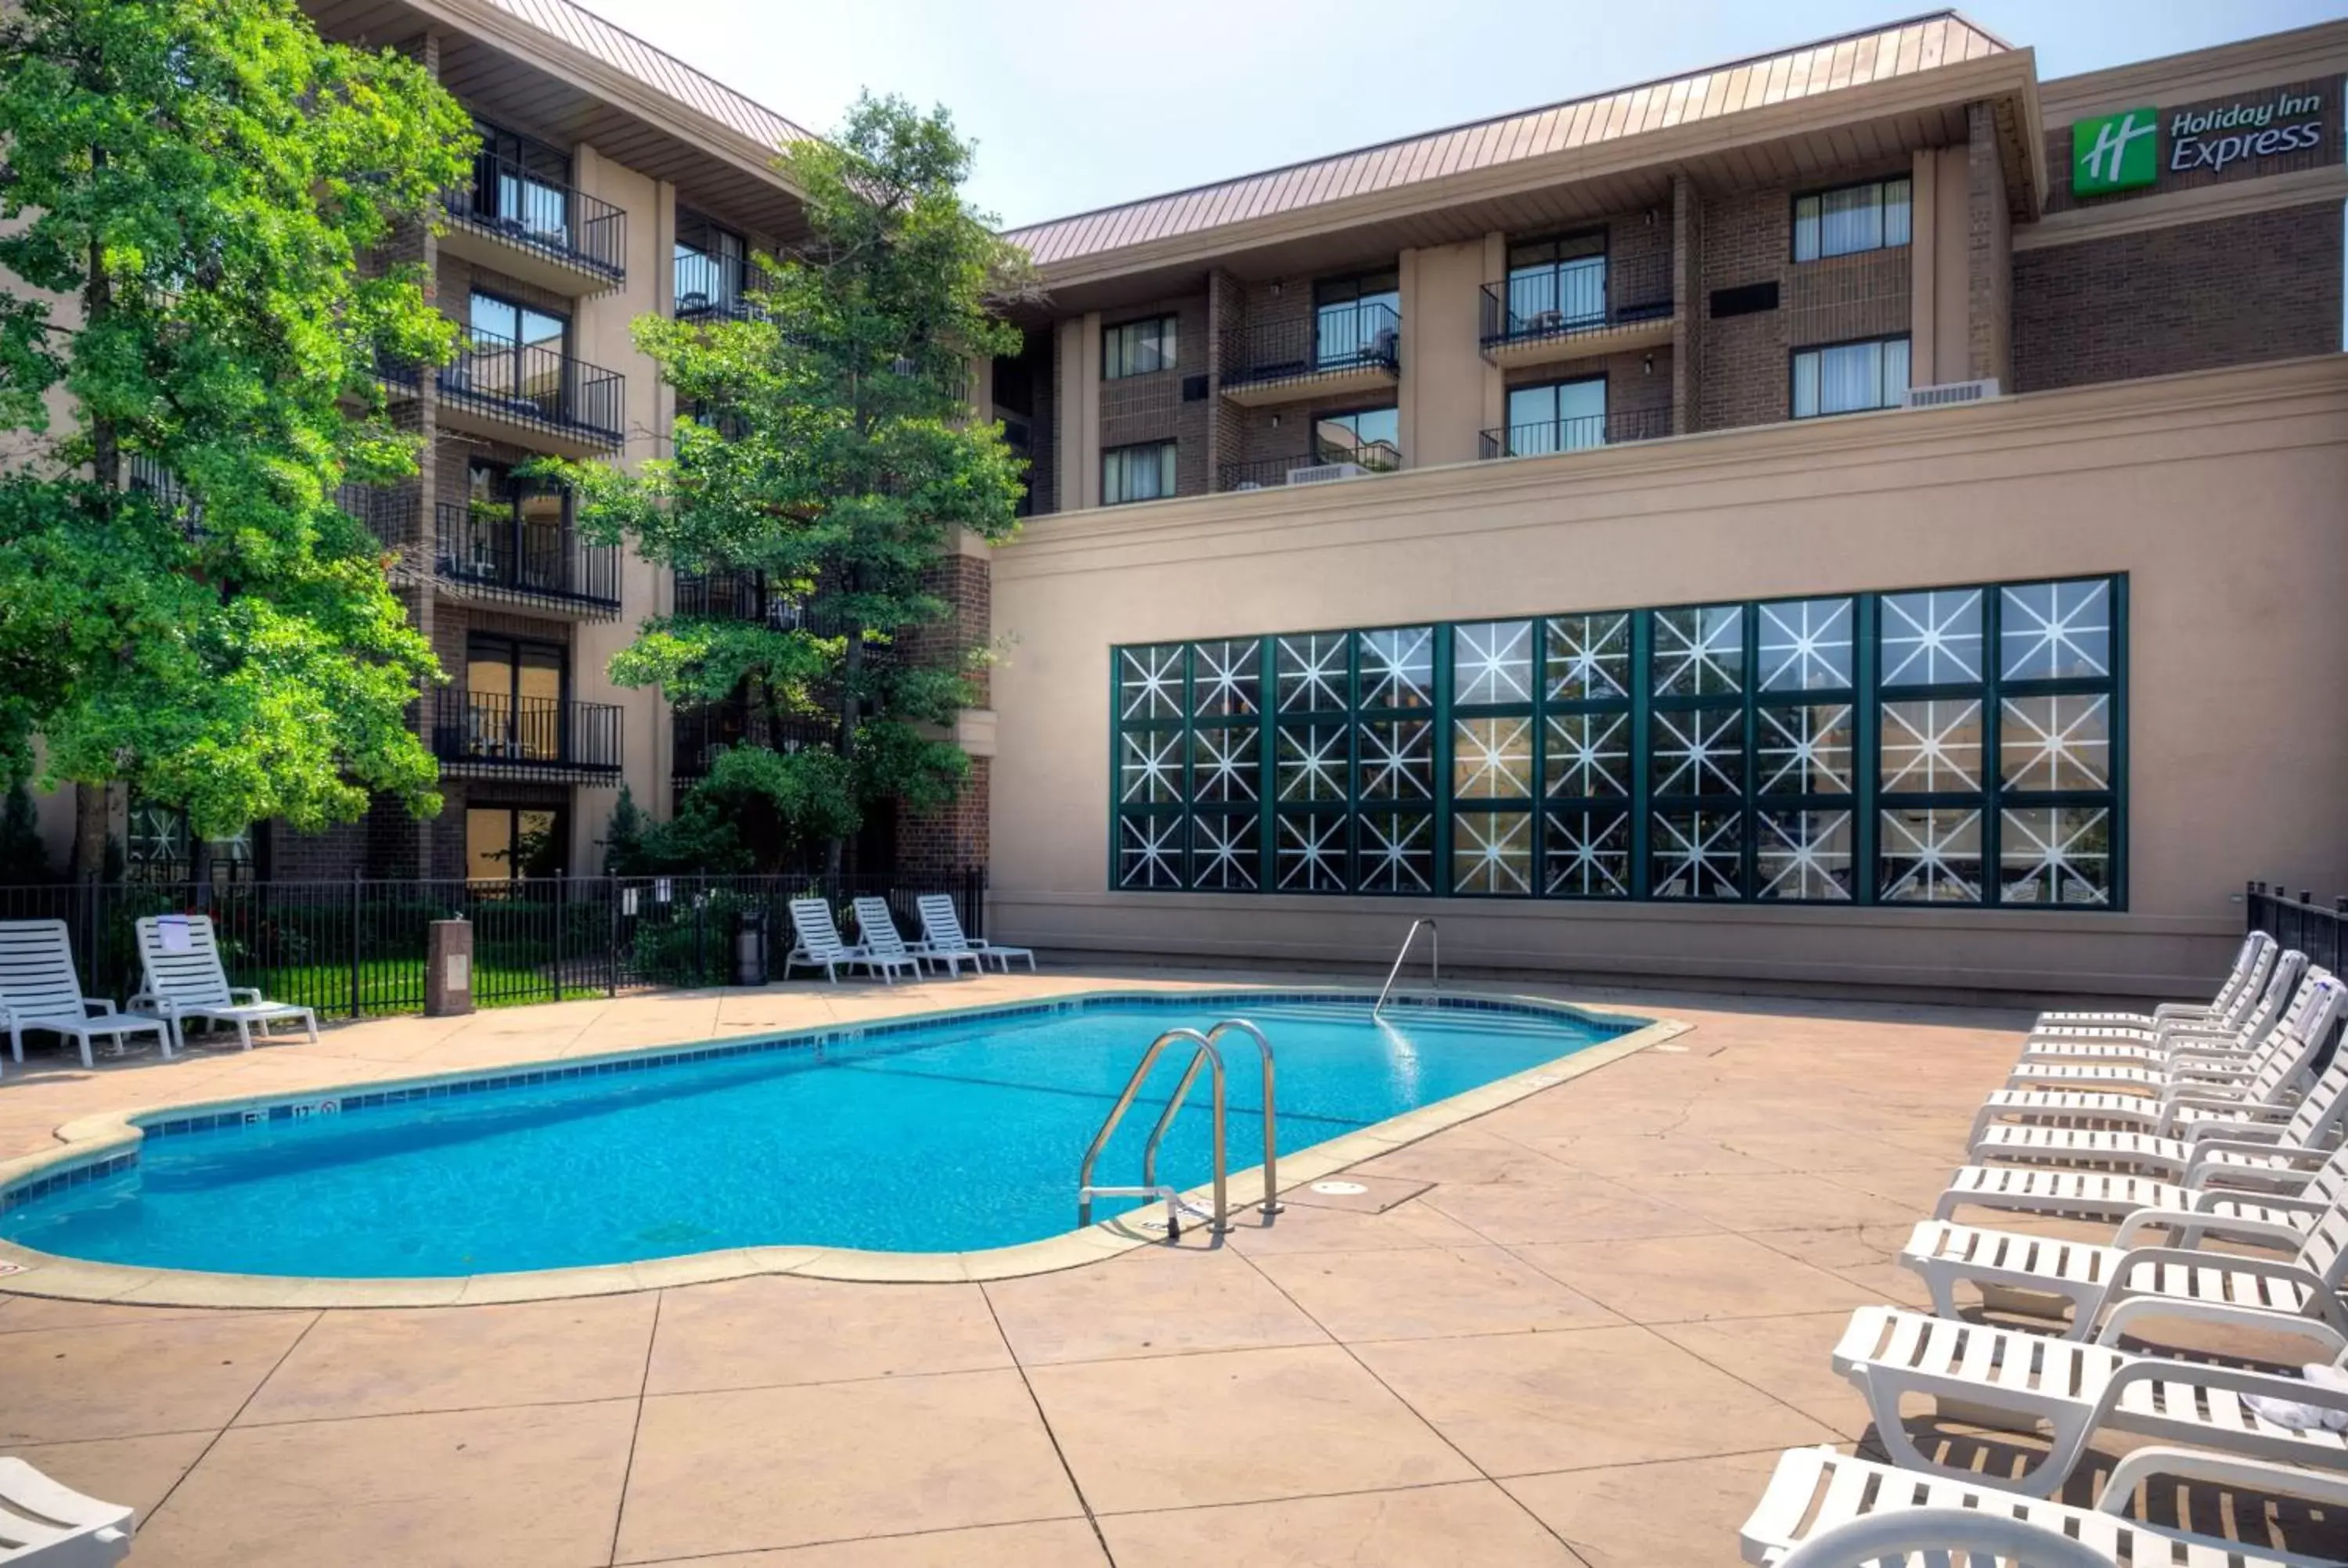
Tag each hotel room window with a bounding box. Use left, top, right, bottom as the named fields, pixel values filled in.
left=1792, top=336, right=1910, bottom=419
left=1103, top=316, right=1176, bottom=379
left=1313, top=271, right=1400, bottom=370
left=1101, top=441, right=1176, bottom=505
left=1313, top=407, right=1400, bottom=471
left=1792, top=176, right=1912, bottom=261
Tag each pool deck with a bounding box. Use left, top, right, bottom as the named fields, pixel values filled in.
left=0, top=966, right=2339, bottom=1566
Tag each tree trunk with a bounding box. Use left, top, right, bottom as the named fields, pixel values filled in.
left=827, top=563, right=864, bottom=879
left=72, top=783, right=110, bottom=883
left=77, top=178, right=124, bottom=888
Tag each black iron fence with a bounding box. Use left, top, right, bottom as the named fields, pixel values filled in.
left=438, top=332, right=625, bottom=446
left=429, top=689, right=625, bottom=779
left=2249, top=881, right=2348, bottom=977
left=1221, top=301, right=1400, bottom=388
left=674, top=250, right=764, bottom=322
left=442, top=151, right=628, bottom=283
left=1478, top=405, right=1673, bottom=459
left=672, top=706, right=837, bottom=785
left=434, top=502, right=620, bottom=611
left=0, top=870, right=988, bottom=1023
left=1479, top=251, right=1674, bottom=349
left=1215, top=450, right=1403, bottom=491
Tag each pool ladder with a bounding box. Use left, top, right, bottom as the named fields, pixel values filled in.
left=1076, top=1020, right=1277, bottom=1239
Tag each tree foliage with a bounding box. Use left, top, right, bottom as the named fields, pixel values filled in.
left=0, top=0, right=473, bottom=840
left=563, top=94, right=1032, bottom=872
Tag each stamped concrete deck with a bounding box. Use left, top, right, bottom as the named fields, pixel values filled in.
left=0, top=968, right=2338, bottom=1566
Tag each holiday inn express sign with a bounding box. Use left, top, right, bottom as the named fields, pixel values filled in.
left=2072, top=89, right=2328, bottom=196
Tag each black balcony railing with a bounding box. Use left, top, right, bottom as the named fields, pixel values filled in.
left=672, top=706, right=837, bottom=784
left=672, top=570, right=868, bottom=640
left=125, top=455, right=203, bottom=539
left=1480, top=252, right=1675, bottom=350
left=434, top=502, right=619, bottom=613
left=438, top=332, right=624, bottom=446
left=1478, top=406, right=1673, bottom=459
left=1221, top=301, right=1400, bottom=389
left=674, top=250, right=765, bottom=322
left=430, top=689, right=622, bottom=779
left=335, top=482, right=420, bottom=550
left=443, top=152, right=626, bottom=283
left=1216, top=445, right=1403, bottom=491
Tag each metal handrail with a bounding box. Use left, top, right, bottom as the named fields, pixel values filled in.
left=1374, top=919, right=1439, bottom=1018
left=1141, top=1019, right=1279, bottom=1218
left=1078, top=1028, right=1226, bottom=1235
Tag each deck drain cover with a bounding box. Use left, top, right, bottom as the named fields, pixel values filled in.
left=1310, top=1181, right=1370, bottom=1196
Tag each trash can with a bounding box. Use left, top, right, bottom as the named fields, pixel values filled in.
left=733, top=910, right=769, bottom=987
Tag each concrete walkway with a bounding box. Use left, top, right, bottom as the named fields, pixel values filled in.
left=0, top=970, right=2338, bottom=1566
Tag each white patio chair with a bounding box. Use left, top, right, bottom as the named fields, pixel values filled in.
left=1830, top=1304, right=2348, bottom=1498
left=1900, top=1189, right=2348, bottom=1354
left=129, top=915, right=315, bottom=1052
left=2015, top=949, right=2305, bottom=1067
left=853, top=896, right=976, bottom=977
left=780, top=898, right=917, bottom=986
left=1741, top=1444, right=2347, bottom=1567
left=2006, top=960, right=2320, bottom=1087
left=914, top=893, right=1033, bottom=973
left=0, top=1455, right=133, bottom=1566
left=1968, top=977, right=2344, bottom=1151
left=2028, top=931, right=2278, bottom=1038
left=1938, top=1135, right=2348, bottom=1246
left=1777, top=1508, right=2116, bottom=1568
left=0, top=919, right=172, bottom=1071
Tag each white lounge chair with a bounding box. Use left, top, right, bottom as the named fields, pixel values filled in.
left=780, top=898, right=918, bottom=985
left=1900, top=1191, right=2348, bottom=1353
left=1830, top=1304, right=2348, bottom=1498
left=2000, top=966, right=2328, bottom=1092
left=0, top=1455, right=133, bottom=1566
left=914, top=893, right=1033, bottom=973
left=853, top=896, right=977, bottom=977
left=0, top=919, right=173, bottom=1071
left=1776, top=1507, right=2116, bottom=1568
left=2029, top=930, right=2280, bottom=1036
left=1741, top=1444, right=2348, bottom=1567
left=2015, top=950, right=2307, bottom=1067
left=129, top=914, right=315, bottom=1052
left=1939, top=1133, right=2348, bottom=1243
left=1968, top=977, right=2345, bottom=1151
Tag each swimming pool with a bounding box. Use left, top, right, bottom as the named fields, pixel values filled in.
left=0, top=991, right=1641, bottom=1278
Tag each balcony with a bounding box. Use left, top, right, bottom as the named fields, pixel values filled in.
left=434, top=503, right=620, bottom=618
left=1216, top=444, right=1403, bottom=493
left=439, top=153, right=626, bottom=295
left=1479, top=253, right=1675, bottom=369
left=673, top=570, right=867, bottom=639
left=672, top=705, right=835, bottom=787
left=674, top=250, right=765, bottom=323
left=430, top=689, right=622, bottom=785
left=1219, top=302, right=1399, bottom=407
left=1478, top=406, right=1672, bottom=460
left=334, top=481, right=421, bottom=552
left=436, top=333, right=625, bottom=455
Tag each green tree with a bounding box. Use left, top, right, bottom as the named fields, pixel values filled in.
left=0, top=782, right=54, bottom=884
left=0, top=0, right=474, bottom=878
left=562, top=94, right=1032, bottom=873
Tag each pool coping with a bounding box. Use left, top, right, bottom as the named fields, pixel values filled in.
left=0, top=985, right=1689, bottom=1307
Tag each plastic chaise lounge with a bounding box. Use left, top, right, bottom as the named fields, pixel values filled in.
left=1741, top=1444, right=2348, bottom=1566
left=130, top=914, right=316, bottom=1052
left=1900, top=1189, right=2348, bottom=1355
left=915, top=893, right=1034, bottom=973
left=1830, top=1304, right=2348, bottom=1498
left=2014, top=950, right=2306, bottom=1068
left=2004, top=962, right=2324, bottom=1089
left=781, top=897, right=918, bottom=986
left=0, top=919, right=173, bottom=1072
left=2027, top=930, right=2279, bottom=1038
left=0, top=1455, right=134, bottom=1566
left=852, top=896, right=977, bottom=977
left=1968, top=977, right=2345, bottom=1152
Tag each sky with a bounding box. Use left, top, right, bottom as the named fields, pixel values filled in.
left=565, top=0, right=2343, bottom=228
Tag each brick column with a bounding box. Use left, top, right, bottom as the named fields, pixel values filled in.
left=1670, top=173, right=1702, bottom=435
left=892, top=545, right=993, bottom=880
left=1965, top=102, right=2014, bottom=388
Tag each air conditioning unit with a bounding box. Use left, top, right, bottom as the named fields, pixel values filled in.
left=1903, top=378, right=2000, bottom=408
left=1287, top=462, right=1368, bottom=485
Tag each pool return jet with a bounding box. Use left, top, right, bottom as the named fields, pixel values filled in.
left=1076, top=1020, right=1277, bottom=1239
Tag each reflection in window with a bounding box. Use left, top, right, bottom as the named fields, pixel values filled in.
left=1506, top=379, right=1608, bottom=456
left=1794, top=178, right=1911, bottom=261
left=1313, top=407, right=1399, bottom=471
left=1793, top=336, right=1909, bottom=419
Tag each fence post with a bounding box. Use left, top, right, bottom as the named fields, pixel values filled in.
left=350, top=871, right=363, bottom=1022
left=553, top=869, right=567, bottom=1003
left=692, top=877, right=706, bottom=987
left=607, top=877, right=620, bottom=999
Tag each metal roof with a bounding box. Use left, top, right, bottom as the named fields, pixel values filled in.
left=1005, top=13, right=2010, bottom=266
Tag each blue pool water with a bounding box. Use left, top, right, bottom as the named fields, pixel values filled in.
left=0, top=993, right=1633, bottom=1277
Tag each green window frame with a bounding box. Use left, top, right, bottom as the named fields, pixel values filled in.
left=1109, top=574, right=2125, bottom=908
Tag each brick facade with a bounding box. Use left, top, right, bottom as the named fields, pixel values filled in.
left=893, top=754, right=989, bottom=880
left=2041, top=76, right=2343, bottom=216
left=1968, top=103, right=2014, bottom=386
left=1096, top=292, right=1212, bottom=496
left=2011, top=204, right=2345, bottom=393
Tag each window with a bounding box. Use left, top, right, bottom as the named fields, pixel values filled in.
left=1793, top=177, right=1912, bottom=262
left=1505, top=378, right=1608, bottom=455
left=1792, top=336, right=1909, bottom=419
left=1102, top=441, right=1177, bottom=505
left=1103, top=316, right=1176, bottom=379
left=1313, top=271, right=1400, bottom=371
left=1505, top=232, right=1608, bottom=332
left=124, top=801, right=258, bottom=885
left=452, top=459, right=571, bottom=590
left=470, top=120, right=571, bottom=245
left=675, top=208, right=748, bottom=317
left=1110, top=575, right=2123, bottom=908
left=469, top=291, right=566, bottom=354
left=1313, top=407, right=1399, bottom=471
left=467, top=807, right=565, bottom=881
left=467, top=634, right=567, bottom=761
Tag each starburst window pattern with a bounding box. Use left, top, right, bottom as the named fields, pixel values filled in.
left=1110, top=575, right=2120, bottom=908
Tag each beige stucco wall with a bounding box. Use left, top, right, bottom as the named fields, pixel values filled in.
left=1910, top=146, right=1974, bottom=386
left=1398, top=239, right=1496, bottom=469
left=985, top=355, right=2348, bottom=998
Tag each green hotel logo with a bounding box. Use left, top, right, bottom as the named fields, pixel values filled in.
left=2073, top=107, right=2159, bottom=194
